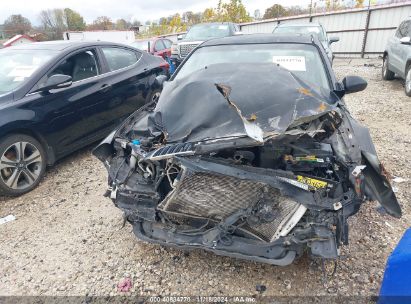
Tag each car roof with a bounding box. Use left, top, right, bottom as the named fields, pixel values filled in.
left=276, top=22, right=321, bottom=27
left=192, top=22, right=235, bottom=26
left=201, top=33, right=318, bottom=47
left=6, top=40, right=133, bottom=51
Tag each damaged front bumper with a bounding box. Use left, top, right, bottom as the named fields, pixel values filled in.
left=93, top=64, right=401, bottom=266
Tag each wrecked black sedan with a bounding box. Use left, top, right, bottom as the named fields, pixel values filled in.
left=94, top=34, right=401, bottom=266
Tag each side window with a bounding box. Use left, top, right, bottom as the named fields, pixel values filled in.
left=101, top=47, right=141, bottom=71
left=154, top=40, right=165, bottom=52
left=405, top=21, right=411, bottom=38
left=397, top=21, right=410, bottom=38
left=163, top=39, right=172, bottom=49
left=395, top=22, right=404, bottom=38
left=47, top=50, right=99, bottom=83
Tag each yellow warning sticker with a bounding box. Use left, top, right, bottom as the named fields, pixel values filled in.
left=297, top=175, right=328, bottom=189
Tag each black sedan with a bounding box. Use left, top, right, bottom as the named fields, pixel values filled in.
left=94, top=34, right=401, bottom=266
left=0, top=41, right=168, bottom=196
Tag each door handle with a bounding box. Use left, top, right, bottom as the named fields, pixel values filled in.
left=100, top=84, right=112, bottom=93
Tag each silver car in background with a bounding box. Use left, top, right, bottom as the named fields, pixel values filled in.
left=273, top=22, right=339, bottom=63
left=382, top=17, right=411, bottom=96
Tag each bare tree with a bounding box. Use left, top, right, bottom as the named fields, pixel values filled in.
left=3, top=14, right=32, bottom=38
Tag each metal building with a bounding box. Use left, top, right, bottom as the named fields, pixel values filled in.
left=239, top=2, right=411, bottom=57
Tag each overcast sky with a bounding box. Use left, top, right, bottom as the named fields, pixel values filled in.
left=0, top=0, right=313, bottom=25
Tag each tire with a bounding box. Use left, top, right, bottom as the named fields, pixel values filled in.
left=405, top=65, right=411, bottom=97
left=382, top=55, right=395, bottom=80
left=0, top=134, right=47, bottom=196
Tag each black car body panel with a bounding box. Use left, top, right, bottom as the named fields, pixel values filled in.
left=0, top=41, right=166, bottom=164
left=94, top=35, right=401, bottom=265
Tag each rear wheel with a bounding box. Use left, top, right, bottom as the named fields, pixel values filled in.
left=0, top=134, right=46, bottom=196
left=405, top=65, right=411, bottom=97
left=382, top=55, right=395, bottom=80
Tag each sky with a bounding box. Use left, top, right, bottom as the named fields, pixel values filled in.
left=0, top=0, right=312, bottom=25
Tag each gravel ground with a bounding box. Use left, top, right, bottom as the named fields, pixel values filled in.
left=0, top=58, right=410, bottom=299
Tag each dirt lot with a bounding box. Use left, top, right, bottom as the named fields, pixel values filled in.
left=1, top=58, right=410, bottom=299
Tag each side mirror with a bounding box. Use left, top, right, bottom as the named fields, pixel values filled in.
left=40, top=74, right=72, bottom=92
left=329, top=36, right=340, bottom=44
left=342, top=76, right=367, bottom=94
left=400, top=37, right=411, bottom=45
left=154, top=74, right=168, bottom=88
left=177, top=34, right=184, bottom=41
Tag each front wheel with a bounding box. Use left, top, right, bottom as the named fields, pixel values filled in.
left=382, top=55, right=395, bottom=80
left=405, top=65, right=411, bottom=97
left=0, top=134, right=46, bottom=196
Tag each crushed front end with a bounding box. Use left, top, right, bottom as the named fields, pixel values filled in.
left=94, top=64, right=401, bottom=266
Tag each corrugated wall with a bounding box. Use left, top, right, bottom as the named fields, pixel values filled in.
left=239, top=2, right=411, bottom=57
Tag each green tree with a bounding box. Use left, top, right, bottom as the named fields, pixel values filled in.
left=217, top=0, right=252, bottom=23
left=115, top=18, right=130, bottom=30
left=263, top=4, right=288, bottom=19
left=63, top=8, right=86, bottom=31
left=88, top=16, right=114, bottom=30
left=355, top=0, right=365, bottom=7
left=202, top=8, right=216, bottom=22
left=3, top=14, right=32, bottom=37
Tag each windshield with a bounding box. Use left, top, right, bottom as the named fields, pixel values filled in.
left=0, top=49, right=56, bottom=95
left=184, top=24, right=230, bottom=41
left=132, top=41, right=150, bottom=51
left=174, top=43, right=330, bottom=90
left=274, top=26, right=326, bottom=42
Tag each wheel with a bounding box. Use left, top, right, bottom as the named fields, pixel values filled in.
left=405, top=65, right=411, bottom=97
left=0, top=134, right=46, bottom=196
left=382, top=55, right=395, bottom=80
left=147, top=89, right=161, bottom=104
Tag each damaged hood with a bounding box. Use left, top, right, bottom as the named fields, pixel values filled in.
left=145, top=63, right=339, bottom=144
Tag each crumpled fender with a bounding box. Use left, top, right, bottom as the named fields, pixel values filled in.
left=362, top=151, right=402, bottom=218
left=329, top=109, right=401, bottom=218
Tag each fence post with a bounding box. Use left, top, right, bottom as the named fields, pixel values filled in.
left=361, top=9, right=372, bottom=58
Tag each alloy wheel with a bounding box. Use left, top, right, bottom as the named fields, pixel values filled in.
left=0, top=141, right=43, bottom=190
left=382, top=59, right=387, bottom=77
left=406, top=69, right=411, bottom=94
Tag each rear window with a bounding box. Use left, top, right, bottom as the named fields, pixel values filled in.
left=274, top=26, right=326, bottom=42
left=101, top=47, right=140, bottom=71
left=185, top=24, right=231, bottom=41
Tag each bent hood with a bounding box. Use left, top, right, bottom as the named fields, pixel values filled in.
left=147, top=63, right=339, bottom=144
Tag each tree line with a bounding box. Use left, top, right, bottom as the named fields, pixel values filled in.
left=1, top=0, right=403, bottom=40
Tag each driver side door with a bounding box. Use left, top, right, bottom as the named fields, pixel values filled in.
left=30, top=47, right=109, bottom=158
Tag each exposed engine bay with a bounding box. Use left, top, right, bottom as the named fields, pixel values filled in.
left=94, top=63, right=401, bottom=266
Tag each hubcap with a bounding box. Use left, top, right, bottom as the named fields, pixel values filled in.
left=407, top=69, right=411, bottom=93
left=0, top=141, right=42, bottom=190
